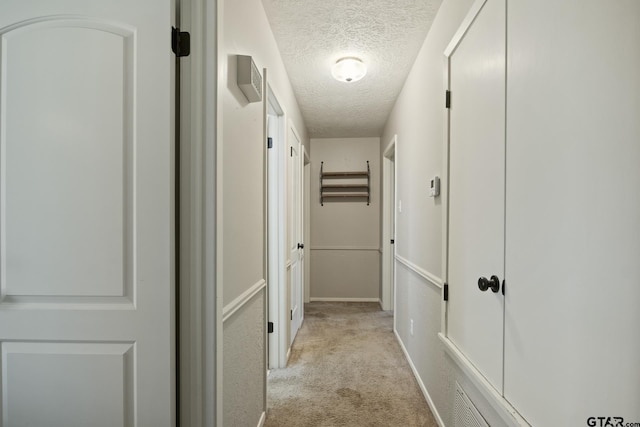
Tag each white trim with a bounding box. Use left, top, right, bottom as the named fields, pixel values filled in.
left=383, top=136, right=396, bottom=157
left=179, top=0, right=199, bottom=424
left=222, top=279, right=266, bottom=322
left=309, top=297, right=380, bottom=303
left=444, top=0, right=488, bottom=56
left=257, top=411, right=266, bottom=427
left=438, top=334, right=530, bottom=426
left=303, top=160, right=311, bottom=305
left=303, top=145, right=310, bottom=164
left=381, top=136, right=397, bottom=312
left=442, top=40, right=451, bottom=338
left=394, top=330, right=445, bottom=427
left=262, top=69, right=269, bottom=416
left=214, top=0, right=224, bottom=423
left=179, top=0, right=218, bottom=424
left=310, top=246, right=380, bottom=251
left=395, top=254, right=443, bottom=289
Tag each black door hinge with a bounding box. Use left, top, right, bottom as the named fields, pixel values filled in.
left=443, top=283, right=449, bottom=301
left=390, top=239, right=395, bottom=244
left=445, top=90, right=451, bottom=109
left=502, top=279, right=506, bottom=296
left=268, top=137, right=273, bottom=149
left=172, top=27, right=190, bottom=57
left=290, top=310, right=293, bottom=320
left=290, top=146, right=293, bottom=157
left=268, top=322, right=274, bottom=334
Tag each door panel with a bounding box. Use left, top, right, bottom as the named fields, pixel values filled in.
left=0, top=2, right=173, bottom=425
left=447, top=0, right=505, bottom=392
left=3, top=342, right=134, bottom=427
left=2, top=19, right=133, bottom=300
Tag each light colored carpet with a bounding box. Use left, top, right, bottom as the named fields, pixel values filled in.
left=265, top=302, right=438, bottom=427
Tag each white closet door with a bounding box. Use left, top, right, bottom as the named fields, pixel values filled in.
left=446, top=0, right=506, bottom=392
left=289, top=127, right=303, bottom=343
left=504, top=1, right=640, bottom=424
left=0, top=1, right=174, bottom=426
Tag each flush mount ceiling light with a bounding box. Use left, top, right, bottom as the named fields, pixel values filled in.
left=331, top=57, right=367, bottom=83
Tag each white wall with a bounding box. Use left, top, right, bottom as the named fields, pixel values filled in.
left=219, top=0, right=308, bottom=423
left=380, top=0, right=476, bottom=425
left=310, top=137, right=380, bottom=300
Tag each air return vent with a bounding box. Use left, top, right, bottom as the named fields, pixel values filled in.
left=237, top=55, right=262, bottom=103
left=454, top=382, right=489, bottom=427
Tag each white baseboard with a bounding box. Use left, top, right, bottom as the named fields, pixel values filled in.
left=394, top=329, right=446, bottom=427
left=309, top=297, right=381, bottom=303
left=257, top=411, right=266, bottom=427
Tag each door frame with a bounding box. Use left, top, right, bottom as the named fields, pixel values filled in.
left=265, top=83, right=288, bottom=369
left=303, top=148, right=311, bottom=304
left=178, top=0, right=219, bottom=424
left=381, top=135, right=397, bottom=312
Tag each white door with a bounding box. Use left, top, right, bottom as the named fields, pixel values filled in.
left=446, top=0, right=505, bottom=392
left=0, top=1, right=174, bottom=426
left=288, top=127, right=303, bottom=344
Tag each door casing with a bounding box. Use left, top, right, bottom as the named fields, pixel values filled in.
left=382, top=136, right=397, bottom=312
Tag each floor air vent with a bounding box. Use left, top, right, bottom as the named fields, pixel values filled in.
left=454, top=382, right=489, bottom=427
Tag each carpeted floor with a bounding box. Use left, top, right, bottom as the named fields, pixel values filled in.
left=265, top=302, right=438, bottom=427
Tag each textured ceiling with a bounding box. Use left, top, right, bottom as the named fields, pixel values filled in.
left=262, top=0, right=443, bottom=138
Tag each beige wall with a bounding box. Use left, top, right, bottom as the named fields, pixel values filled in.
left=380, top=0, right=474, bottom=425
left=221, top=0, right=308, bottom=307
left=310, top=137, right=380, bottom=300
left=219, top=0, right=308, bottom=423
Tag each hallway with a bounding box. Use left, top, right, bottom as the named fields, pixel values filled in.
left=266, top=303, right=437, bottom=427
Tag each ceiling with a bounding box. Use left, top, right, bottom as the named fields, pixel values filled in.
left=262, top=0, right=443, bottom=139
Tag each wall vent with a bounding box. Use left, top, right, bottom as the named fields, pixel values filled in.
left=237, top=55, right=262, bottom=103
left=454, top=382, right=489, bottom=427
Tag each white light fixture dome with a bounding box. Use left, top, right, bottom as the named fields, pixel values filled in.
left=331, top=57, right=367, bottom=83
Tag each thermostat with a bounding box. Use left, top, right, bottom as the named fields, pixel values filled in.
left=429, top=176, right=440, bottom=197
